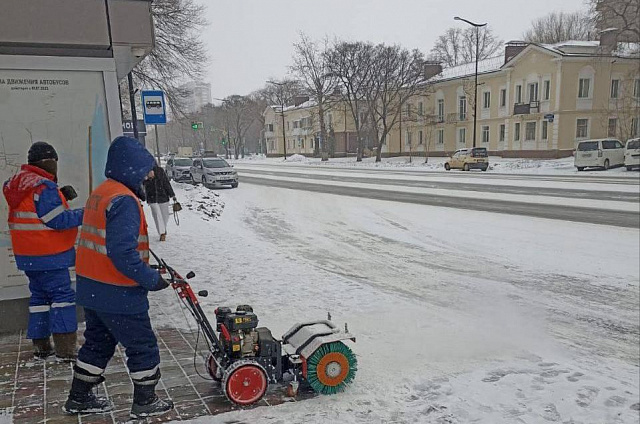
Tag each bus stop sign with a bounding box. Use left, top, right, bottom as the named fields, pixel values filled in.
left=141, top=90, right=167, bottom=125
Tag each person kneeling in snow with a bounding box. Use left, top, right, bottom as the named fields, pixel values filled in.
left=2, top=141, right=83, bottom=362
left=64, top=136, right=173, bottom=419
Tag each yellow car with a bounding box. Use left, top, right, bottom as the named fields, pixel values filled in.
left=444, top=147, right=489, bottom=171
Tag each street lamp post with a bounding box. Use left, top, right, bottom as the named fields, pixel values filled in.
left=454, top=16, right=487, bottom=148
left=267, top=80, right=288, bottom=160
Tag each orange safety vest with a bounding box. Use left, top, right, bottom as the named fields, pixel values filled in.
left=7, top=186, right=78, bottom=257
left=76, top=179, right=150, bottom=287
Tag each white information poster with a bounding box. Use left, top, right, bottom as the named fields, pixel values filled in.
left=0, top=69, right=111, bottom=298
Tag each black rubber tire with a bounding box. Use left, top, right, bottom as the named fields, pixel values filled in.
left=444, top=163, right=451, bottom=171
left=463, top=163, right=470, bottom=171
left=577, top=167, right=585, bottom=171
left=481, top=166, right=488, bottom=172
left=231, top=182, right=238, bottom=188
left=603, top=159, right=610, bottom=170
left=626, top=166, right=633, bottom=171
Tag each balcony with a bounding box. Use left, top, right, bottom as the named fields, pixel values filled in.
left=446, top=112, right=466, bottom=123
left=513, top=101, right=540, bottom=115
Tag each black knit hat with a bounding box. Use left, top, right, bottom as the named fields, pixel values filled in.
left=28, top=141, right=58, bottom=164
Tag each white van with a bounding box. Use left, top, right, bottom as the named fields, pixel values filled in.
left=575, top=139, right=625, bottom=171
left=624, top=138, right=640, bottom=171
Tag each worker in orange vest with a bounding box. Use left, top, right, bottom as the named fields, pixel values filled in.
left=63, top=136, right=173, bottom=419
left=3, top=142, right=83, bottom=361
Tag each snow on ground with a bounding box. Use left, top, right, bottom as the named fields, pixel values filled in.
left=147, top=182, right=639, bottom=424
left=230, top=155, right=640, bottom=177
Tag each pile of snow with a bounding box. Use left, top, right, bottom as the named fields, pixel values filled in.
left=286, top=154, right=309, bottom=163
left=174, top=182, right=225, bottom=221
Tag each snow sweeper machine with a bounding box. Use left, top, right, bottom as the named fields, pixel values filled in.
left=152, top=251, right=358, bottom=406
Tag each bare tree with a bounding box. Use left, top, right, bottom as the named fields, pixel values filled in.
left=591, top=0, right=640, bottom=42
left=327, top=41, right=376, bottom=161
left=364, top=44, right=434, bottom=162
left=523, top=11, right=596, bottom=44
left=221, top=96, right=257, bottom=159
left=291, top=33, right=339, bottom=161
left=122, top=0, right=208, bottom=117
left=248, top=90, right=269, bottom=155
left=430, top=26, right=502, bottom=68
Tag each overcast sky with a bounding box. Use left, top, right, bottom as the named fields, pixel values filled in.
left=196, top=0, right=587, bottom=100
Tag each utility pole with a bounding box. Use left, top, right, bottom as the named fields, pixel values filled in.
left=454, top=16, right=487, bottom=148
left=267, top=80, right=289, bottom=160
left=127, top=72, right=139, bottom=140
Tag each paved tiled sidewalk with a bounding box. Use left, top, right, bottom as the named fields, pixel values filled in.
left=0, top=325, right=314, bottom=424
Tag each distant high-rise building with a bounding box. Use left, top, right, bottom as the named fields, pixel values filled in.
left=179, top=81, right=212, bottom=115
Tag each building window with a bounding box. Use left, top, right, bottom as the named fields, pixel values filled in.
left=634, top=79, right=640, bottom=99
left=578, top=78, right=591, bottom=98
left=418, top=102, right=424, bottom=116
left=499, top=124, right=505, bottom=142
left=404, top=103, right=411, bottom=117
left=576, top=118, right=589, bottom=138
left=267, top=123, right=274, bottom=132
left=525, top=122, right=536, bottom=141
left=482, top=126, right=490, bottom=143
left=328, top=114, right=333, bottom=126
left=542, top=121, right=548, bottom=140
left=458, top=96, right=467, bottom=120
left=500, top=89, right=507, bottom=107
left=515, top=85, right=522, bottom=103
left=418, top=130, right=424, bottom=145
left=543, top=80, right=551, bottom=101
left=610, top=79, right=620, bottom=99
left=632, top=118, right=639, bottom=137
left=300, top=138, right=305, bottom=148
left=405, top=130, right=412, bottom=145
left=528, top=82, right=538, bottom=103
left=608, top=118, right=618, bottom=137
left=514, top=122, right=521, bottom=141
left=458, top=127, right=466, bottom=144
left=483, top=92, right=491, bottom=109
left=437, top=99, right=445, bottom=122
left=437, top=129, right=444, bottom=144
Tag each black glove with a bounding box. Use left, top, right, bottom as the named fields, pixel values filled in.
left=152, top=275, right=171, bottom=291
left=60, top=185, right=78, bottom=201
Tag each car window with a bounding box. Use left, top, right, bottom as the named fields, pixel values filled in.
left=577, top=141, right=598, bottom=151
left=193, top=160, right=201, bottom=167
left=627, top=139, right=640, bottom=150
left=203, top=159, right=230, bottom=168
left=471, top=148, right=488, bottom=158
left=174, top=159, right=192, bottom=166
left=167, top=159, right=173, bottom=166
left=614, top=141, right=623, bottom=149
left=602, top=140, right=619, bottom=150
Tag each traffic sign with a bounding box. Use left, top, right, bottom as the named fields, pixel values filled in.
left=141, top=90, right=167, bottom=125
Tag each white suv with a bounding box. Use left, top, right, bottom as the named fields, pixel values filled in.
left=190, top=157, right=239, bottom=188
left=165, top=157, right=193, bottom=181
left=624, top=138, right=640, bottom=171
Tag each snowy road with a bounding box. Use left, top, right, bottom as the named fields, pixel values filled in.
left=234, top=165, right=640, bottom=228
left=151, top=182, right=639, bottom=424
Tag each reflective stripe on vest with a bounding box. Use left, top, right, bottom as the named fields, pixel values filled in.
left=7, top=188, right=78, bottom=256
left=76, top=179, right=150, bottom=287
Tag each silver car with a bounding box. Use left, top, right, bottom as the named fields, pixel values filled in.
left=165, top=157, right=193, bottom=181
left=190, top=157, right=239, bottom=188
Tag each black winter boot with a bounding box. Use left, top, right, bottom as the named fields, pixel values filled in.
left=63, top=371, right=113, bottom=414
left=130, top=373, right=174, bottom=419
left=32, top=338, right=54, bottom=360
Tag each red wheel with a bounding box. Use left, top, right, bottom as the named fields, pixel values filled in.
left=207, top=354, right=221, bottom=381
left=222, top=361, right=268, bottom=406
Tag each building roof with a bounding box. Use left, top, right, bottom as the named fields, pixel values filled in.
left=432, top=55, right=504, bottom=82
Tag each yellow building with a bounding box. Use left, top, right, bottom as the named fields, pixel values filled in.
left=265, top=40, right=639, bottom=158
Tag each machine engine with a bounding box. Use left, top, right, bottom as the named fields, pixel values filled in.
left=214, top=305, right=282, bottom=381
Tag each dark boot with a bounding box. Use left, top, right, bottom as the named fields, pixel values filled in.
left=131, top=382, right=174, bottom=419
left=53, top=332, right=77, bottom=362
left=33, top=338, right=54, bottom=360
left=63, top=370, right=113, bottom=414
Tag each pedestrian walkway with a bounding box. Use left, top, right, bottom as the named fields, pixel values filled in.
left=0, top=325, right=313, bottom=423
